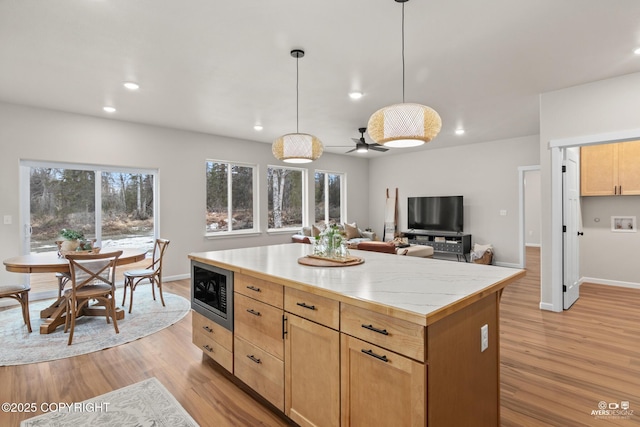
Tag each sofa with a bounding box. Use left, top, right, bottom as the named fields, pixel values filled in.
left=291, top=222, right=377, bottom=246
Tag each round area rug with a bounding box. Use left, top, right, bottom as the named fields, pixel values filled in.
left=0, top=290, right=190, bottom=366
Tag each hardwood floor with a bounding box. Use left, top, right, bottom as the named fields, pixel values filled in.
left=1, top=247, right=639, bottom=426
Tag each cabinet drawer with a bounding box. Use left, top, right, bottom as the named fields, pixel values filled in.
left=192, top=310, right=233, bottom=351
left=234, top=293, right=284, bottom=360
left=193, top=329, right=233, bottom=372
left=340, top=303, right=425, bottom=362
left=235, top=273, right=284, bottom=309
left=234, top=336, right=284, bottom=411
left=285, top=287, right=339, bottom=330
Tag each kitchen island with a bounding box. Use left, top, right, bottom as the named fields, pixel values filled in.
left=189, top=243, right=525, bottom=427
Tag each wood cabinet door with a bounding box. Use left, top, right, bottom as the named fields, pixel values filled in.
left=618, top=141, right=640, bottom=195
left=340, top=334, right=425, bottom=427
left=285, top=314, right=340, bottom=427
left=580, top=144, right=617, bottom=196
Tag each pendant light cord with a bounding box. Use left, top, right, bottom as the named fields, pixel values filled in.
left=401, top=1, right=405, bottom=103
left=296, top=55, right=300, bottom=133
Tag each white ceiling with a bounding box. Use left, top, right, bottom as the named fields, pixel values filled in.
left=1, top=0, right=640, bottom=157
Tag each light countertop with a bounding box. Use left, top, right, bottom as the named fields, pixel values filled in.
left=189, top=243, right=525, bottom=326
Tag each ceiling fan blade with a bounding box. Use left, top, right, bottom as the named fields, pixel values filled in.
left=370, top=145, right=389, bottom=152
left=351, top=138, right=361, bottom=144
left=345, top=148, right=357, bottom=153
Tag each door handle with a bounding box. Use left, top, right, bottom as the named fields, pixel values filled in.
left=577, top=232, right=584, bottom=236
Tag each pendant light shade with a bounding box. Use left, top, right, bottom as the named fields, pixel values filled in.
left=368, top=103, right=441, bottom=148
left=272, top=133, right=323, bottom=163
left=368, top=0, right=441, bottom=148
left=272, top=49, right=323, bottom=163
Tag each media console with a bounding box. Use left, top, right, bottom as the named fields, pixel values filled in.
left=402, top=230, right=472, bottom=262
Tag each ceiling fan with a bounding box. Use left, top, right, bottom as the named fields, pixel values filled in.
left=345, top=128, right=389, bottom=153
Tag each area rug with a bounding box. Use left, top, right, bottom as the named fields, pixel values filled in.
left=20, top=377, right=199, bottom=426
left=0, top=289, right=190, bottom=366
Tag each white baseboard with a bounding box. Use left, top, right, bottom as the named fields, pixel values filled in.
left=525, top=243, right=541, bottom=248
left=539, top=302, right=557, bottom=312
left=580, top=277, right=640, bottom=290
left=164, top=273, right=190, bottom=282
left=494, top=261, right=521, bottom=269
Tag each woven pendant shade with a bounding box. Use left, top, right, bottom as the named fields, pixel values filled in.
left=272, top=133, right=323, bottom=163
left=367, top=102, right=442, bottom=148
left=272, top=48, right=323, bottom=163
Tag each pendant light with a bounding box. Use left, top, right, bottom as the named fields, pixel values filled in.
left=367, top=0, right=442, bottom=148
left=272, top=49, right=324, bottom=163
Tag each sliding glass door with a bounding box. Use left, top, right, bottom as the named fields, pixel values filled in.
left=20, top=161, right=158, bottom=255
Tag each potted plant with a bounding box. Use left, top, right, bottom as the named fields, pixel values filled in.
left=58, top=228, right=85, bottom=252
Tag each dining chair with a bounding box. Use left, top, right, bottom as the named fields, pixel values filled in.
left=0, top=284, right=32, bottom=333
left=64, top=250, right=122, bottom=345
left=121, top=238, right=170, bottom=313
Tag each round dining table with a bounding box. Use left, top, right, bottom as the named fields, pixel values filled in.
left=3, top=248, right=146, bottom=274
left=3, top=248, right=147, bottom=334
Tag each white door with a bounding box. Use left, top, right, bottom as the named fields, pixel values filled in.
left=563, top=148, right=581, bottom=309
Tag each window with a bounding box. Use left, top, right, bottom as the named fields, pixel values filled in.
left=268, top=166, right=306, bottom=231
left=315, top=171, right=345, bottom=225
left=206, top=160, right=257, bottom=234
left=21, top=161, right=158, bottom=254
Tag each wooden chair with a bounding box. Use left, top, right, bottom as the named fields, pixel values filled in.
left=64, top=251, right=122, bottom=345
left=0, top=284, right=32, bottom=333
left=122, top=238, right=170, bottom=313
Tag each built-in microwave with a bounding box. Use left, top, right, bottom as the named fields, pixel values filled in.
left=191, top=260, right=233, bottom=331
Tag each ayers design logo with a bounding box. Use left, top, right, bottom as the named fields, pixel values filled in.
left=591, top=400, right=634, bottom=419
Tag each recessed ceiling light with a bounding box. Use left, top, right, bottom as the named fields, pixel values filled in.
left=254, top=124, right=263, bottom=131
left=349, top=91, right=364, bottom=100
left=123, top=82, right=140, bottom=90
left=455, top=128, right=465, bottom=135
left=103, top=106, right=116, bottom=113
left=634, top=47, right=640, bottom=55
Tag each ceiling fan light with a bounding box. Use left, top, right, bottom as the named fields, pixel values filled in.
left=356, top=145, right=368, bottom=153
left=367, top=103, right=442, bottom=147
left=272, top=133, right=323, bottom=163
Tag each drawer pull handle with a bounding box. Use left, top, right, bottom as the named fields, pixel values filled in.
left=246, top=285, right=261, bottom=292
left=361, top=324, right=389, bottom=335
left=361, top=349, right=388, bottom=363
left=246, top=309, right=261, bottom=316
left=203, top=344, right=214, bottom=353
left=296, top=302, right=316, bottom=310
left=202, top=325, right=213, bottom=333
left=247, top=354, right=261, bottom=364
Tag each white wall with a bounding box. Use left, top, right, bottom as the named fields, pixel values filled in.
left=540, top=72, right=640, bottom=307
left=0, top=102, right=371, bottom=284
left=368, top=135, right=540, bottom=266
left=580, top=195, right=640, bottom=285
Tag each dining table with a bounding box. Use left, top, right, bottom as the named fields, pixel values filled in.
left=3, top=248, right=147, bottom=334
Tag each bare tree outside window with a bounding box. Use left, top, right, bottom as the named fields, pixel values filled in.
left=28, top=166, right=155, bottom=253
left=206, top=161, right=256, bottom=233
left=268, top=166, right=303, bottom=229
left=314, top=171, right=344, bottom=226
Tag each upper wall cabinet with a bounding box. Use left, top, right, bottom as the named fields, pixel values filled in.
left=580, top=141, right=640, bottom=196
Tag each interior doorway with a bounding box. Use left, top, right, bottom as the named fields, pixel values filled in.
left=518, top=165, right=541, bottom=269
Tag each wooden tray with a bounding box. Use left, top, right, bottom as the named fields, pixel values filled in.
left=298, top=255, right=364, bottom=267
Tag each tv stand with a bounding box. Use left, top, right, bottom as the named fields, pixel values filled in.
left=402, top=230, right=472, bottom=262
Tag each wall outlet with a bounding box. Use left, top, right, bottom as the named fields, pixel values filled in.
left=481, top=324, right=489, bottom=352
left=3, top=215, right=11, bottom=225
left=499, top=210, right=507, bottom=216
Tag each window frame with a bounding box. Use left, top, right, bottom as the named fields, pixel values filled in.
left=314, top=169, right=346, bottom=226
left=267, top=164, right=308, bottom=234
left=205, top=159, right=259, bottom=238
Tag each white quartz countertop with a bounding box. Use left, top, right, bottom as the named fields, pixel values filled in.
left=189, top=243, right=525, bottom=325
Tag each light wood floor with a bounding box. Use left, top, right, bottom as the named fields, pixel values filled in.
left=1, top=247, right=639, bottom=426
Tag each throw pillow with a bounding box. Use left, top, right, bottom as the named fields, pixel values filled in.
left=344, top=222, right=361, bottom=240
left=311, top=224, right=322, bottom=237
left=357, top=241, right=396, bottom=254
left=302, top=226, right=312, bottom=237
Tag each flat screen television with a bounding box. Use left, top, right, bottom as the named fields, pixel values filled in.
left=407, top=196, right=463, bottom=233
